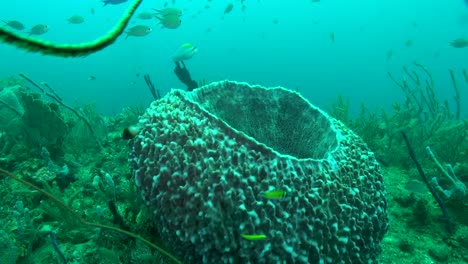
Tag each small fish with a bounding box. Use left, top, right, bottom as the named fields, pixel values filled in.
left=262, top=190, right=288, bottom=200
left=156, top=14, right=181, bottom=29
left=137, top=12, right=155, bottom=20
left=405, top=39, right=413, bottom=47
left=90, top=8, right=95, bottom=15
left=27, top=24, right=48, bottom=35
left=1, top=20, right=25, bottom=30
left=224, top=3, right=234, bottom=15
left=67, top=15, right=85, bottom=24
left=330, top=32, right=335, bottom=43
left=122, top=125, right=141, bottom=139
left=152, top=8, right=182, bottom=17
left=172, top=43, right=198, bottom=61
left=272, top=18, right=279, bottom=25
left=88, top=75, right=96, bottom=81
left=241, top=234, right=267, bottom=241
left=125, top=25, right=152, bottom=39
left=449, top=37, right=468, bottom=48
left=222, top=3, right=234, bottom=19
left=102, top=0, right=128, bottom=6
left=404, top=179, right=427, bottom=193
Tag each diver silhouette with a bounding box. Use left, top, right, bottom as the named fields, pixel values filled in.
left=174, top=61, right=198, bottom=91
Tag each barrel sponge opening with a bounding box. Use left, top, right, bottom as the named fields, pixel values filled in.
left=189, top=81, right=338, bottom=159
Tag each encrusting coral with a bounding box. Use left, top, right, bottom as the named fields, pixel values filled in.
left=129, top=81, right=389, bottom=263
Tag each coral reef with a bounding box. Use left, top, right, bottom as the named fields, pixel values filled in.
left=330, top=63, right=468, bottom=168
left=0, top=74, right=180, bottom=264
left=0, top=85, right=26, bottom=159
left=129, top=81, right=389, bottom=263
left=328, top=64, right=468, bottom=263
left=0, top=65, right=467, bottom=263
left=0, top=85, right=69, bottom=169
left=20, top=92, right=68, bottom=155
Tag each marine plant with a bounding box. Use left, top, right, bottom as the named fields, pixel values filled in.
left=327, top=64, right=468, bottom=241
left=426, top=146, right=468, bottom=225
left=0, top=168, right=182, bottom=264
left=327, top=94, right=350, bottom=124
left=386, top=62, right=467, bottom=164
left=400, top=131, right=454, bottom=233
left=19, top=73, right=103, bottom=149
left=143, top=74, right=162, bottom=100
left=330, top=63, right=468, bottom=167
left=0, top=0, right=142, bottom=57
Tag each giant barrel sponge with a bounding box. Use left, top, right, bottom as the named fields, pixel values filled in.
left=129, top=81, right=388, bottom=263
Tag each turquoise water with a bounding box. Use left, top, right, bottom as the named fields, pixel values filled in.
left=1, top=1, right=468, bottom=264
left=1, top=0, right=466, bottom=114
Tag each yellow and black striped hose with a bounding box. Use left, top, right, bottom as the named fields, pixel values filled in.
left=0, top=0, right=142, bottom=57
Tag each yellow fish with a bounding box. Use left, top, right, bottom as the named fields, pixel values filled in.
left=262, top=190, right=288, bottom=199
left=241, top=234, right=267, bottom=241
left=172, top=43, right=198, bottom=61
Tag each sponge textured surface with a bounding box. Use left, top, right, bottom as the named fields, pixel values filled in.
left=129, top=81, right=388, bottom=263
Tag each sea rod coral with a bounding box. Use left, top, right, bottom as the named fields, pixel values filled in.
left=129, top=81, right=389, bottom=263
